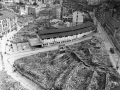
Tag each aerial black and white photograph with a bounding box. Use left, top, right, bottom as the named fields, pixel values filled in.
left=0, top=0, right=120, bottom=90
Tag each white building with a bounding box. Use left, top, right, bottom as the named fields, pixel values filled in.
left=72, top=11, right=84, bottom=26
left=20, top=5, right=28, bottom=15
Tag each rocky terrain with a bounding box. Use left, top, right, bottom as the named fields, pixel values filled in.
left=13, top=37, right=120, bottom=90
left=0, top=71, right=29, bottom=90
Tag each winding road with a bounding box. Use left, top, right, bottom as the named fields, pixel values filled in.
left=3, top=34, right=93, bottom=90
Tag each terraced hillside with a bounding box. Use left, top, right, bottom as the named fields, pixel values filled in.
left=14, top=37, right=120, bottom=90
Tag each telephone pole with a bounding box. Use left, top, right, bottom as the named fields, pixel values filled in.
left=116, top=56, right=120, bottom=70
left=60, top=0, right=63, bottom=20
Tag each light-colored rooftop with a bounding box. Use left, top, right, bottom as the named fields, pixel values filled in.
left=28, top=38, right=42, bottom=47
left=0, top=9, right=16, bottom=20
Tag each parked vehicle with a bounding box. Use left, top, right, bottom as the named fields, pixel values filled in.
left=110, top=48, right=115, bottom=54
left=59, top=44, right=66, bottom=53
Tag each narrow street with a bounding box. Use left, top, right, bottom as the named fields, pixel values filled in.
left=94, top=19, right=120, bottom=73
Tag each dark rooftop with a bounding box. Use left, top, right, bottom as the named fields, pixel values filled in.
left=38, top=21, right=95, bottom=39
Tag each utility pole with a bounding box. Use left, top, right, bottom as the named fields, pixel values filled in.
left=116, top=56, right=120, bottom=70
left=60, top=0, right=63, bottom=20
left=48, top=10, right=50, bottom=28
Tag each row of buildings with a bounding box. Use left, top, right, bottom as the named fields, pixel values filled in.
left=1, top=0, right=59, bottom=17
left=28, top=21, right=95, bottom=47
left=1, top=0, right=86, bottom=24
left=0, top=3, right=85, bottom=37
left=2, top=0, right=48, bottom=5
left=95, top=2, right=120, bottom=52
left=1, top=0, right=61, bottom=6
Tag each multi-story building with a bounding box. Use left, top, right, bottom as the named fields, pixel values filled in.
left=19, top=5, right=28, bottom=15
left=28, top=5, right=44, bottom=18
left=37, top=21, right=95, bottom=46
left=95, top=4, right=120, bottom=53
left=0, top=10, right=18, bottom=36
left=72, top=11, right=84, bottom=26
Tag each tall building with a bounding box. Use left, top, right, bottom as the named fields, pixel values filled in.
left=73, top=11, right=84, bottom=26
left=0, top=10, right=18, bottom=36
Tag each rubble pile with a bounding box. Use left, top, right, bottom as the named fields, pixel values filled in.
left=14, top=37, right=120, bottom=90
left=0, top=71, right=28, bottom=90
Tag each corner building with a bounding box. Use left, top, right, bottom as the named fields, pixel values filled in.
left=0, top=10, right=18, bottom=36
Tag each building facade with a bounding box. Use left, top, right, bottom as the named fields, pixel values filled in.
left=28, top=5, right=45, bottom=18
left=0, top=10, right=18, bottom=36
left=20, top=5, right=28, bottom=15
left=3, top=0, right=14, bottom=5
left=24, top=0, right=46, bottom=5
left=72, top=11, right=84, bottom=26
left=37, top=21, right=95, bottom=46
left=95, top=4, right=120, bottom=53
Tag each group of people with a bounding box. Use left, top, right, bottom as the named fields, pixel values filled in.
left=43, top=31, right=92, bottom=45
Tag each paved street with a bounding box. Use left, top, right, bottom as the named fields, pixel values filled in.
left=1, top=24, right=22, bottom=54
left=94, top=18, right=120, bottom=73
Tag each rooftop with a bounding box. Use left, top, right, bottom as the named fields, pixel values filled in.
left=38, top=21, right=95, bottom=39
left=28, top=38, right=42, bottom=47
left=0, top=9, right=16, bottom=20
